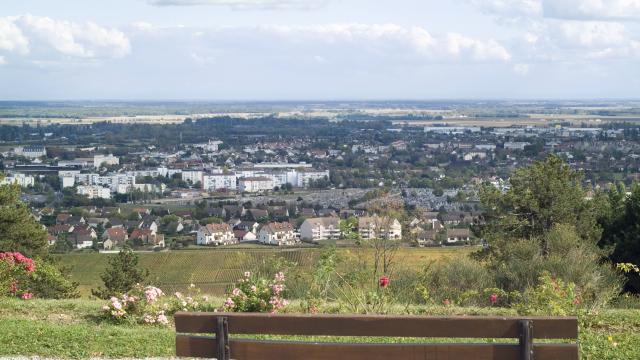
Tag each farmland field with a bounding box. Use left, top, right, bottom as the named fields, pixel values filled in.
left=57, top=247, right=470, bottom=296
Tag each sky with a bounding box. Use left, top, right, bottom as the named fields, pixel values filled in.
left=0, top=0, right=639, bottom=100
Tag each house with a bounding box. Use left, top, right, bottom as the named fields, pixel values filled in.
left=300, top=208, right=317, bottom=217
left=130, top=229, right=165, bottom=248
left=258, top=222, right=297, bottom=246
left=234, top=221, right=259, bottom=234
left=197, top=223, right=236, bottom=246
left=416, top=230, right=440, bottom=247
left=87, top=217, right=108, bottom=228
left=299, top=217, right=341, bottom=242
left=48, top=224, right=74, bottom=236
left=234, top=230, right=257, bottom=242
left=446, top=228, right=471, bottom=244
left=56, top=213, right=72, bottom=224
left=140, top=219, right=158, bottom=233
left=247, top=209, right=269, bottom=221
left=358, top=216, right=402, bottom=240
left=102, top=227, right=128, bottom=248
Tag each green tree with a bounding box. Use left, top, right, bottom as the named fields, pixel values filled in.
left=476, top=155, right=600, bottom=258
left=92, top=247, right=148, bottom=299
left=599, top=183, right=640, bottom=292
left=0, top=179, right=49, bottom=258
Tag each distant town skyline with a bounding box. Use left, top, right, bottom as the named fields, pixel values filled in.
left=1, top=0, right=640, bottom=100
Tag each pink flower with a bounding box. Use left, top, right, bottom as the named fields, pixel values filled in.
left=489, top=293, right=498, bottom=304
left=9, top=282, right=17, bottom=295
left=21, top=292, right=33, bottom=300
left=572, top=297, right=581, bottom=306
left=442, top=298, right=451, bottom=306
left=244, top=271, right=251, bottom=278
left=232, top=288, right=242, bottom=296
left=274, top=272, right=286, bottom=282
left=157, top=313, right=169, bottom=325
left=224, top=297, right=235, bottom=308
left=379, top=276, right=390, bottom=288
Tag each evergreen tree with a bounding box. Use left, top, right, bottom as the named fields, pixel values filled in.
left=0, top=179, right=49, bottom=258
left=92, top=247, right=148, bottom=299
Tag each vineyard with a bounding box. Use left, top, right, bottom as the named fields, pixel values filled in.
left=57, top=247, right=469, bottom=296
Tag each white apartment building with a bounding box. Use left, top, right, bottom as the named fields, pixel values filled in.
left=358, top=216, right=402, bottom=240
left=197, top=223, right=236, bottom=246
left=93, top=154, right=120, bottom=168
left=182, top=170, right=204, bottom=185
left=258, top=222, right=298, bottom=246
left=77, top=185, right=111, bottom=199
left=239, top=177, right=274, bottom=193
left=15, top=146, right=47, bottom=159
left=0, top=174, right=35, bottom=187
left=299, top=217, right=341, bottom=242
left=203, top=173, right=237, bottom=191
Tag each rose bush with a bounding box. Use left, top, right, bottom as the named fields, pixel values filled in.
left=0, top=252, right=35, bottom=300
left=223, top=271, right=289, bottom=313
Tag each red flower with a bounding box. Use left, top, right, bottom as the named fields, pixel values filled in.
left=489, top=293, right=498, bottom=304
left=9, top=282, right=17, bottom=295
left=21, top=292, right=33, bottom=300
left=442, top=298, right=451, bottom=306
left=379, top=276, right=390, bottom=288
left=572, top=297, right=581, bottom=306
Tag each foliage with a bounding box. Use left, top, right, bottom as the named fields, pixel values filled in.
left=0, top=181, right=49, bottom=258
left=223, top=271, right=289, bottom=313
left=92, top=248, right=149, bottom=299
left=476, top=155, right=600, bottom=257
left=25, top=260, right=79, bottom=299
left=0, top=252, right=35, bottom=299
left=101, top=284, right=215, bottom=325
left=599, top=184, right=640, bottom=292
left=516, top=272, right=582, bottom=316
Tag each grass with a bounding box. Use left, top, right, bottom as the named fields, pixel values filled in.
left=56, top=247, right=469, bottom=296
left=0, top=298, right=637, bottom=359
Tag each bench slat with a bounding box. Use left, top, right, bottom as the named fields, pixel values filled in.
left=176, top=335, right=579, bottom=360
left=174, top=312, right=578, bottom=339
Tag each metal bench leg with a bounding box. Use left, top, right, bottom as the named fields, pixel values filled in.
left=519, top=320, right=533, bottom=360
left=216, top=317, right=230, bottom=360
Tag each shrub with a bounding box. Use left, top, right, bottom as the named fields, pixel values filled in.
left=223, top=271, right=289, bottom=313
left=516, top=272, right=582, bottom=316
left=0, top=252, right=36, bottom=299
left=25, top=261, right=79, bottom=299
left=101, top=283, right=214, bottom=325
left=92, top=248, right=149, bottom=299
left=417, top=256, right=495, bottom=306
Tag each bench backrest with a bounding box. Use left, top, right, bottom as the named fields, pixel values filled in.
left=175, top=312, right=578, bottom=360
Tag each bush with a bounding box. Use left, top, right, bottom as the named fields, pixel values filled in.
left=417, top=256, right=496, bottom=306
left=516, top=272, right=582, bottom=316
left=223, top=271, right=289, bottom=313
left=0, top=252, right=35, bottom=299
left=25, top=261, right=79, bottom=299
left=102, top=283, right=214, bottom=325
left=92, top=248, right=148, bottom=299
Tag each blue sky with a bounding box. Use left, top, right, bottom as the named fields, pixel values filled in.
left=1, top=0, right=639, bottom=100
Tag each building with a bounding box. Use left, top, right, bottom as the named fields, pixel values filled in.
left=358, top=216, right=402, bottom=240
left=77, top=185, right=111, bottom=199
left=203, top=173, right=237, bottom=191
left=0, top=173, right=35, bottom=187
left=299, top=217, right=341, bottom=242
left=15, top=145, right=47, bottom=159
left=181, top=170, right=204, bottom=185
left=196, top=223, right=236, bottom=246
left=503, top=142, right=530, bottom=151
left=446, top=228, right=471, bottom=244
left=93, top=154, right=120, bottom=168
left=239, top=177, right=274, bottom=193
left=258, top=222, right=297, bottom=246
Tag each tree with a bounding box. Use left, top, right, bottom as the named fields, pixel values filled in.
left=92, top=247, right=148, bottom=299
left=0, top=179, right=49, bottom=258
left=476, top=155, right=600, bottom=258
left=599, top=183, right=640, bottom=292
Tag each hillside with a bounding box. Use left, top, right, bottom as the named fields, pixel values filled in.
left=57, top=247, right=468, bottom=296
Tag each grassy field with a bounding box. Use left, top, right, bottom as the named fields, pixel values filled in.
left=0, top=298, right=636, bottom=359
left=57, top=247, right=470, bottom=297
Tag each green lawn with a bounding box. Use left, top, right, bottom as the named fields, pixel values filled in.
left=56, top=247, right=469, bottom=296
left=0, top=298, right=636, bottom=359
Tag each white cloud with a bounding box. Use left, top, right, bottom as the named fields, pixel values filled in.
left=559, top=21, right=628, bottom=47
left=0, top=17, right=29, bottom=54
left=147, top=0, right=329, bottom=10
left=542, top=0, right=640, bottom=21
left=446, top=33, right=512, bottom=61
left=0, top=55, right=6, bottom=65
left=465, top=0, right=542, bottom=16
left=0, top=14, right=130, bottom=65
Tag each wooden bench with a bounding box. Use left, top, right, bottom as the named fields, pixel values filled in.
left=175, top=312, right=578, bottom=360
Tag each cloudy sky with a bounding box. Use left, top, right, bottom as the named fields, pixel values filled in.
left=1, top=0, right=639, bottom=100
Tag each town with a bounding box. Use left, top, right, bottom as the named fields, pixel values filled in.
left=2, top=101, right=640, bottom=253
